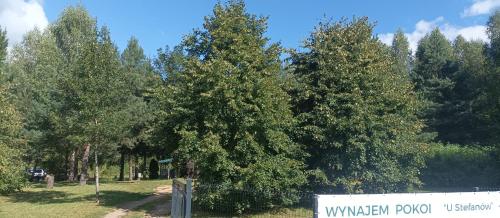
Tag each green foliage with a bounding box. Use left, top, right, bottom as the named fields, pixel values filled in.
left=487, top=11, right=500, bottom=66
left=437, top=37, right=489, bottom=144
left=290, top=18, right=425, bottom=193
left=51, top=7, right=134, bottom=158
left=483, top=12, right=500, bottom=145
left=412, top=29, right=455, bottom=140
left=158, top=0, right=306, bottom=211
left=422, top=144, right=499, bottom=187
left=0, top=28, right=27, bottom=194
left=391, top=29, right=412, bottom=76
left=119, top=37, right=160, bottom=155
left=0, top=27, right=7, bottom=71
left=149, top=159, right=159, bottom=179
left=8, top=28, right=64, bottom=175
left=0, top=87, right=26, bottom=194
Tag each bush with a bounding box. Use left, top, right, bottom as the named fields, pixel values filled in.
left=422, top=144, right=499, bottom=188
left=149, top=159, right=159, bottom=179
left=0, top=143, right=26, bottom=194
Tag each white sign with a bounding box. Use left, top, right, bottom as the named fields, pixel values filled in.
left=317, top=192, right=500, bottom=218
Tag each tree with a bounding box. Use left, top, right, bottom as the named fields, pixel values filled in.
left=0, top=86, right=25, bottom=194
left=52, top=6, right=132, bottom=203
left=118, top=37, right=159, bottom=181
left=0, top=27, right=7, bottom=71
left=149, top=159, right=159, bottom=179
left=487, top=11, right=500, bottom=66
left=412, top=29, right=456, bottom=139
left=436, top=36, right=488, bottom=144
left=0, top=27, right=26, bottom=194
left=290, top=18, right=425, bottom=193
left=159, top=0, right=306, bottom=212
left=50, top=6, right=99, bottom=185
left=391, top=29, right=412, bottom=76
left=8, top=28, right=65, bottom=180
left=481, top=11, right=500, bottom=145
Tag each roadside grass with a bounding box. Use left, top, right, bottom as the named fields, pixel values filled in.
left=0, top=179, right=171, bottom=218
left=192, top=207, right=313, bottom=218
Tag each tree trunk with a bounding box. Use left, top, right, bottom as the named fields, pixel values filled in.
left=142, top=153, right=147, bottom=175
left=74, top=154, right=79, bottom=181
left=68, top=148, right=76, bottom=182
left=119, top=149, right=125, bottom=181
left=94, top=145, right=100, bottom=204
left=80, top=144, right=90, bottom=185
left=128, top=151, right=133, bottom=181
left=134, top=154, right=139, bottom=180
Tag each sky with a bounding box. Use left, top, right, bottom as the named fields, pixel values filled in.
left=1, top=0, right=499, bottom=57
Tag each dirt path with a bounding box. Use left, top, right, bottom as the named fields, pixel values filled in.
left=104, top=185, right=172, bottom=218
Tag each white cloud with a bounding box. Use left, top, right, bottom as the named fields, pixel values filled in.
left=0, top=0, right=49, bottom=49
left=379, top=17, right=488, bottom=53
left=462, top=0, right=500, bottom=17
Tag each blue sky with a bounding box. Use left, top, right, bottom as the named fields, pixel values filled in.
left=1, top=0, right=499, bottom=56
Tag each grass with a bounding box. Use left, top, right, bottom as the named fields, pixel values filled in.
left=0, top=179, right=171, bottom=218
left=192, top=207, right=313, bottom=218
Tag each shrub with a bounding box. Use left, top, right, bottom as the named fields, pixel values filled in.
left=422, top=144, right=499, bottom=188
left=0, top=143, right=26, bottom=194
left=149, top=159, right=159, bottom=179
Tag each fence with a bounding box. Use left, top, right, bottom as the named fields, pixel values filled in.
left=191, top=183, right=314, bottom=218
left=172, top=183, right=499, bottom=218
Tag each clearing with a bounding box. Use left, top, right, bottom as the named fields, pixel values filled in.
left=0, top=179, right=172, bottom=218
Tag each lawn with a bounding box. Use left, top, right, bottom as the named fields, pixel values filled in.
left=0, top=179, right=172, bottom=218
left=192, top=207, right=313, bottom=218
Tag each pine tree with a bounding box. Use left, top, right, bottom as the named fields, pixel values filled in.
left=160, top=0, right=306, bottom=211
left=290, top=18, right=425, bottom=193
left=412, top=29, right=456, bottom=138
left=118, top=37, right=160, bottom=180
left=437, top=36, right=488, bottom=144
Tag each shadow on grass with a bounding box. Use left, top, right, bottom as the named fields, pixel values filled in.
left=96, top=190, right=152, bottom=207
left=5, top=190, right=77, bottom=204
left=4, top=190, right=152, bottom=207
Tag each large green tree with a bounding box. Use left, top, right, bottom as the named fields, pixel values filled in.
left=8, top=28, right=65, bottom=179
left=412, top=29, right=456, bottom=141
left=0, top=26, right=26, bottom=194
left=118, top=37, right=160, bottom=181
left=290, top=18, right=425, bottom=193
left=158, top=0, right=306, bottom=212
left=50, top=6, right=99, bottom=184
left=483, top=11, right=500, bottom=144
left=436, top=36, right=489, bottom=144
left=52, top=7, right=132, bottom=203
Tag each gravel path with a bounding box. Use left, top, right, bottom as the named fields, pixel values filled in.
left=104, top=185, right=172, bottom=218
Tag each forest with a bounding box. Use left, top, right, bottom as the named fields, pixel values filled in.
left=0, top=0, right=499, bottom=212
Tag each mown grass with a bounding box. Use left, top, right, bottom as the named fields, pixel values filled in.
left=0, top=179, right=171, bottom=218
left=192, top=207, right=313, bottom=218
